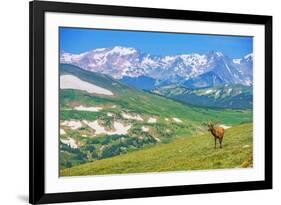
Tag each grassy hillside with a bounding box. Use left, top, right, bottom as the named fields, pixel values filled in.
left=61, top=123, right=253, bottom=176
left=59, top=64, right=253, bottom=170
left=60, top=64, right=252, bottom=126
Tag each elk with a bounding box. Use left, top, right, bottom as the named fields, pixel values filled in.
left=207, top=122, right=224, bottom=149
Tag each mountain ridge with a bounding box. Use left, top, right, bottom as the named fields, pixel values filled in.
left=60, top=46, right=253, bottom=88
left=152, top=84, right=253, bottom=109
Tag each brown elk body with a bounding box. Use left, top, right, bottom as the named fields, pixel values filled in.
left=208, top=123, right=224, bottom=149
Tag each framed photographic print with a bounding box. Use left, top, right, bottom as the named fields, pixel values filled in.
left=29, top=0, right=272, bottom=204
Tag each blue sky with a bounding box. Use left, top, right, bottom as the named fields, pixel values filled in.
left=60, top=27, right=253, bottom=59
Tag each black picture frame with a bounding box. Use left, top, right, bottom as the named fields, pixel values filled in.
left=29, top=0, right=272, bottom=204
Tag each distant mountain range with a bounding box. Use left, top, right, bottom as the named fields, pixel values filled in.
left=60, top=46, right=253, bottom=89
left=60, top=46, right=253, bottom=109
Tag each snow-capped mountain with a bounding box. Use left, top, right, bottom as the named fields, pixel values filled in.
left=60, top=46, right=253, bottom=88
left=183, top=51, right=253, bottom=88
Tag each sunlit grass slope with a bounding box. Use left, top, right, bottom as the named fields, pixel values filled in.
left=61, top=123, right=253, bottom=176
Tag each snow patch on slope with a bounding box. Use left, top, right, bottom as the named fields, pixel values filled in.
left=60, top=75, right=113, bottom=96
left=74, top=105, right=103, bottom=112
left=61, top=138, right=78, bottom=149
left=122, top=113, right=143, bottom=121
left=61, top=120, right=82, bottom=130
left=83, top=120, right=131, bottom=135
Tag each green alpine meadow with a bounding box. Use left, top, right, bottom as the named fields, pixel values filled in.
left=61, top=123, right=253, bottom=176
left=59, top=63, right=253, bottom=176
